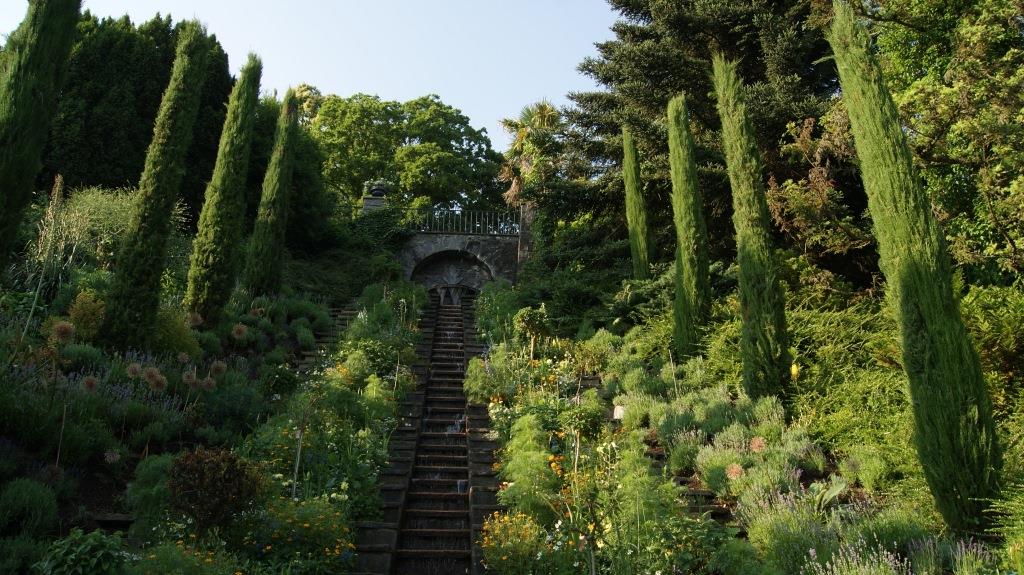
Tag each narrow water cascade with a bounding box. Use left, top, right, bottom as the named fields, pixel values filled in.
left=355, top=289, right=500, bottom=575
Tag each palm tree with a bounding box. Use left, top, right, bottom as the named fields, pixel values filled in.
left=499, top=100, right=561, bottom=207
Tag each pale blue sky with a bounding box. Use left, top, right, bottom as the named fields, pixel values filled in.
left=0, top=0, right=618, bottom=151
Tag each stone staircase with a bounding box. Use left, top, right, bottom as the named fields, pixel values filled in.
left=354, top=291, right=500, bottom=575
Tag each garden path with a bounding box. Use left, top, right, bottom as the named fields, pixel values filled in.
left=354, top=291, right=500, bottom=575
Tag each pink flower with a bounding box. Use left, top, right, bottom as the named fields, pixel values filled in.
left=726, top=463, right=745, bottom=480
left=126, top=362, right=142, bottom=378
left=750, top=436, right=767, bottom=453
left=104, top=450, right=121, bottom=464
left=144, top=367, right=166, bottom=392
left=51, top=320, right=75, bottom=344
left=209, top=360, right=228, bottom=377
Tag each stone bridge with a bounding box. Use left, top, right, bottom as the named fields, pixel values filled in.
left=393, top=209, right=523, bottom=302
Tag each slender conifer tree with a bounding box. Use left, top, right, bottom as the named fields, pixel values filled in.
left=185, top=54, right=263, bottom=327
left=828, top=1, right=999, bottom=531
left=667, top=94, right=711, bottom=360
left=712, top=55, right=790, bottom=399
left=0, top=0, right=80, bottom=267
left=622, top=127, right=649, bottom=280
left=244, top=89, right=298, bottom=296
left=103, top=22, right=210, bottom=347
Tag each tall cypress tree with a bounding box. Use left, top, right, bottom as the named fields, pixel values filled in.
left=185, top=54, right=262, bottom=327
left=622, top=127, right=649, bottom=280
left=103, top=22, right=210, bottom=348
left=667, top=94, right=711, bottom=360
left=244, top=89, right=298, bottom=296
left=827, top=1, right=999, bottom=532
left=712, top=55, right=791, bottom=400
left=0, top=0, right=80, bottom=268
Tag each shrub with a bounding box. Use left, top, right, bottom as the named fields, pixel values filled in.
left=743, top=492, right=839, bottom=574
left=696, top=445, right=748, bottom=497
left=714, top=422, right=752, bottom=451
left=60, top=342, right=105, bottom=371
left=0, top=479, right=58, bottom=538
left=464, top=356, right=497, bottom=403
left=711, top=538, right=779, bottom=575
left=843, top=507, right=932, bottom=558
left=839, top=445, right=891, bottom=493
left=234, top=497, right=355, bottom=571
left=498, top=414, right=559, bottom=523
left=151, top=306, right=200, bottom=357
left=125, top=454, right=174, bottom=538
left=992, top=484, right=1024, bottom=572
left=668, top=430, right=706, bottom=476
left=67, top=290, right=105, bottom=342
left=479, top=511, right=581, bottom=575
left=295, top=325, right=315, bottom=351
left=576, top=329, right=622, bottom=376
left=0, top=536, right=49, bottom=575
left=801, top=539, right=912, bottom=575
left=168, top=448, right=262, bottom=531
left=34, top=528, right=126, bottom=575
left=127, top=542, right=246, bottom=575
left=557, top=389, right=606, bottom=440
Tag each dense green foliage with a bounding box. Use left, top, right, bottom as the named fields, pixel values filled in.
left=828, top=1, right=1000, bottom=532
left=622, top=127, right=649, bottom=280
left=0, top=0, right=80, bottom=268
left=713, top=55, right=791, bottom=400
left=667, top=93, right=710, bottom=359
left=245, top=89, right=298, bottom=296
left=185, top=54, right=262, bottom=327
left=311, top=93, right=503, bottom=207
left=40, top=12, right=232, bottom=224
left=102, top=22, right=210, bottom=348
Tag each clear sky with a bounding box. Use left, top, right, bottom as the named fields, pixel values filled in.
left=0, top=0, right=618, bottom=151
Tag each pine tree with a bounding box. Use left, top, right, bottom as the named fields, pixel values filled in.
left=185, top=54, right=262, bottom=327
left=102, top=22, right=210, bottom=348
left=712, top=55, right=791, bottom=400
left=827, top=1, right=999, bottom=531
left=0, top=0, right=80, bottom=268
left=667, top=94, right=711, bottom=360
left=622, top=126, right=649, bottom=280
left=244, top=89, right=298, bottom=296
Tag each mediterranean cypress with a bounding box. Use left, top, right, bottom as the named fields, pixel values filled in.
left=0, top=0, right=80, bottom=268
left=712, top=55, right=791, bottom=400
left=667, top=94, right=711, bottom=360
left=244, top=89, right=298, bottom=296
left=185, top=54, right=263, bottom=327
left=103, top=22, right=210, bottom=348
left=827, top=1, right=999, bottom=532
left=622, top=127, right=649, bottom=280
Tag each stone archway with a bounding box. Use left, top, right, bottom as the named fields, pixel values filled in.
left=399, top=233, right=518, bottom=289
left=410, top=249, right=494, bottom=295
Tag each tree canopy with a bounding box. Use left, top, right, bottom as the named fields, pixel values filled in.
left=311, top=93, right=503, bottom=208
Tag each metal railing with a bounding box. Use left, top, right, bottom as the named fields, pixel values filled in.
left=403, top=208, right=520, bottom=236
